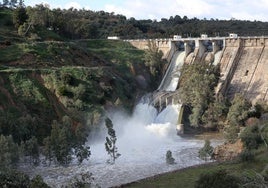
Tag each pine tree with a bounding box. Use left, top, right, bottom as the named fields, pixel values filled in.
left=104, top=118, right=120, bottom=164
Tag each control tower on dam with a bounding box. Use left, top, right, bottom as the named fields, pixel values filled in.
left=127, top=35, right=268, bottom=104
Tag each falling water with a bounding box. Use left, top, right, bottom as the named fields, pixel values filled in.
left=19, top=49, right=223, bottom=187
left=213, top=50, right=223, bottom=65
left=158, top=51, right=185, bottom=91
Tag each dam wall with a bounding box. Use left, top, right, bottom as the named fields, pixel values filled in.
left=216, top=39, right=242, bottom=96
left=128, top=36, right=268, bottom=104
left=128, top=39, right=172, bottom=59
left=226, top=38, right=268, bottom=103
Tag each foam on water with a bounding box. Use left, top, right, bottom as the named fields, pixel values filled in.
left=19, top=49, right=223, bottom=187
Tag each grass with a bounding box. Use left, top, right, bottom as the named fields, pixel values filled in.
left=124, top=147, right=268, bottom=188
left=78, top=39, right=145, bottom=64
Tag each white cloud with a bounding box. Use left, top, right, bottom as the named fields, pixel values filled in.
left=26, top=0, right=268, bottom=21
left=64, top=2, right=82, bottom=10
left=103, top=0, right=268, bottom=21
left=105, top=4, right=133, bottom=17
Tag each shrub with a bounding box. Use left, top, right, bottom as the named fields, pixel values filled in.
left=226, top=94, right=251, bottom=127
left=240, top=170, right=268, bottom=188
left=30, top=175, right=50, bottom=188
left=0, top=169, right=30, bottom=188
left=198, top=140, right=214, bottom=161
left=166, top=150, right=175, bottom=164
left=224, top=125, right=240, bottom=143
left=239, top=149, right=255, bottom=162
left=240, top=124, right=262, bottom=150
left=195, top=170, right=240, bottom=188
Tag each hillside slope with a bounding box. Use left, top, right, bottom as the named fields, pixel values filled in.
left=0, top=12, right=151, bottom=143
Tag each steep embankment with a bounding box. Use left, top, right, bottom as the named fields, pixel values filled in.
left=0, top=39, right=150, bottom=138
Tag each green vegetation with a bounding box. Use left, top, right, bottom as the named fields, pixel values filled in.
left=143, top=41, right=166, bottom=87
left=0, top=8, right=152, bottom=184
left=105, top=118, right=120, bottom=164
left=124, top=147, right=268, bottom=188
left=2, top=3, right=268, bottom=42
left=166, top=150, right=175, bottom=165
left=0, top=169, right=50, bottom=188
left=0, top=135, right=19, bottom=168
left=178, top=63, right=220, bottom=127
left=198, top=140, right=214, bottom=161
left=1, top=2, right=268, bottom=187
left=195, top=169, right=240, bottom=188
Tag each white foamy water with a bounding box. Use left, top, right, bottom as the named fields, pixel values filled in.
left=213, top=50, right=223, bottom=65
left=19, top=49, right=222, bottom=187
left=158, top=51, right=185, bottom=91
left=20, top=103, right=222, bottom=188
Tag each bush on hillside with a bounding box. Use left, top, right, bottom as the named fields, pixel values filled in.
left=240, top=124, right=262, bottom=150
left=195, top=169, right=240, bottom=188
left=239, top=149, right=255, bottom=162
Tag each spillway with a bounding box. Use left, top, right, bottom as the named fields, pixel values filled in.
left=213, top=50, right=223, bottom=65
left=19, top=48, right=222, bottom=188
left=158, top=51, right=185, bottom=91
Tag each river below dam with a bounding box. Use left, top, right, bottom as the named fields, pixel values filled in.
left=19, top=103, right=223, bottom=188
left=19, top=49, right=225, bottom=187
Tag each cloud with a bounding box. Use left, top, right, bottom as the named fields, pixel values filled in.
left=104, top=0, right=214, bottom=20
left=64, top=1, right=82, bottom=9
left=26, top=0, right=268, bottom=21
left=103, top=0, right=268, bottom=21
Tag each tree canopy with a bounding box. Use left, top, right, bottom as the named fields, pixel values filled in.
left=2, top=2, right=268, bottom=40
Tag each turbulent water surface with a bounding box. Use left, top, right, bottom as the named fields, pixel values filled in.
left=20, top=103, right=222, bottom=188
left=20, top=49, right=223, bottom=187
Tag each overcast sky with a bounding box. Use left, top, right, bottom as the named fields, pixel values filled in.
left=25, top=0, right=268, bottom=21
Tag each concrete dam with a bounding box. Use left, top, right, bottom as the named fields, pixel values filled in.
left=127, top=36, right=268, bottom=105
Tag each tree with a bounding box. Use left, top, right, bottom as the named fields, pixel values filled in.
left=225, top=94, right=251, bottom=142
left=43, top=136, right=53, bottom=165
left=198, top=139, right=214, bottom=161
left=178, top=63, right=219, bottom=127
left=30, top=175, right=50, bottom=188
left=23, top=136, right=40, bottom=165
left=13, top=6, right=28, bottom=28
left=202, top=98, right=228, bottom=130
left=240, top=124, right=262, bottom=150
left=0, top=134, right=19, bottom=168
left=46, top=119, right=72, bottom=165
left=226, top=94, right=251, bottom=127
left=66, top=172, right=97, bottom=188
left=166, top=150, right=175, bottom=164
left=75, top=145, right=91, bottom=164
left=43, top=116, right=90, bottom=166
left=143, top=41, right=166, bottom=86
left=0, top=169, right=50, bottom=188
left=104, top=118, right=120, bottom=164
left=0, top=169, right=30, bottom=188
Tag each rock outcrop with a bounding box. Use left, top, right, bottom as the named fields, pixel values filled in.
left=212, top=139, right=243, bottom=161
